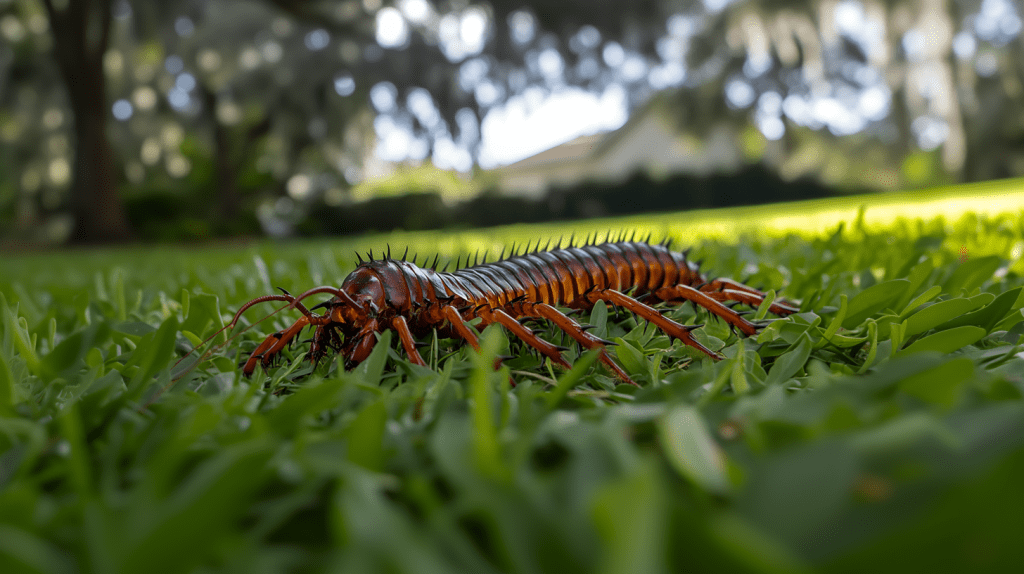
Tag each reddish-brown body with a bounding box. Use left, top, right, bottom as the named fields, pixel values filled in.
left=229, top=239, right=798, bottom=385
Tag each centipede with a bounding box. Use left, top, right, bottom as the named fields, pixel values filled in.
left=186, top=234, right=799, bottom=386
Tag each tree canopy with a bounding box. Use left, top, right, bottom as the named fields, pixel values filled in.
left=0, top=0, right=1021, bottom=243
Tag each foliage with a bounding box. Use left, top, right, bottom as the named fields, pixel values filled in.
left=3, top=187, right=1024, bottom=572
left=4, top=0, right=1024, bottom=243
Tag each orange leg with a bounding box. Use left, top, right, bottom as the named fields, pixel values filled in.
left=478, top=307, right=572, bottom=370
left=443, top=305, right=482, bottom=351
left=699, top=278, right=800, bottom=315
left=591, top=289, right=723, bottom=360
left=531, top=303, right=637, bottom=386
left=243, top=315, right=313, bottom=375
left=391, top=315, right=427, bottom=367
left=654, top=284, right=762, bottom=336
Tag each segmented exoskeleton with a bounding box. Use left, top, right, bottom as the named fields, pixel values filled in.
left=214, top=235, right=798, bottom=386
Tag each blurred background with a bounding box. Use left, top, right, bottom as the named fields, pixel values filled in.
left=1, top=0, right=1022, bottom=245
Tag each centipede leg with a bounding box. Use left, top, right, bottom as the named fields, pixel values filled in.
left=443, top=305, right=482, bottom=351
left=243, top=315, right=313, bottom=375
left=591, top=289, right=723, bottom=360
left=391, top=316, right=427, bottom=367
left=443, top=305, right=515, bottom=383
left=698, top=278, right=800, bottom=315
left=654, top=285, right=763, bottom=336
left=480, top=308, right=572, bottom=370
left=532, top=303, right=638, bottom=386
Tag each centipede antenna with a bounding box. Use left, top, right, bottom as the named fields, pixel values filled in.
left=402, top=246, right=409, bottom=261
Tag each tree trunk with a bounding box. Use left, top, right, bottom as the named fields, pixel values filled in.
left=44, top=0, right=133, bottom=244
left=69, top=70, right=131, bottom=243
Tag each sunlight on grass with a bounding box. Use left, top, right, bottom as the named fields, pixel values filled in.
left=434, top=177, right=1024, bottom=256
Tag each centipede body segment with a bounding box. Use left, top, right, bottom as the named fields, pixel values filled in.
left=226, top=236, right=799, bottom=386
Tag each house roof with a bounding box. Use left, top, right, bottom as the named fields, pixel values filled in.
left=494, top=90, right=679, bottom=174
left=499, top=133, right=606, bottom=171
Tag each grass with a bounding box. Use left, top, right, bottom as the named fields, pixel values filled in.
left=3, top=177, right=1024, bottom=573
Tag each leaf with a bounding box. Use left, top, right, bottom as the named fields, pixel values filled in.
left=346, top=401, right=387, bottom=472
left=43, top=322, right=111, bottom=379
left=589, top=300, right=609, bottom=338
left=754, top=289, right=776, bottom=321
left=112, top=321, right=157, bottom=338
left=898, top=357, right=974, bottom=408
left=738, top=440, right=857, bottom=548
left=943, top=255, right=1002, bottom=295
left=546, top=348, right=601, bottom=409
left=614, top=337, right=647, bottom=377
left=894, top=257, right=936, bottom=311
left=180, top=292, right=223, bottom=339
left=353, top=330, right=391, bottom=384
left=815, top=294, right=847, bottom=349
left=901, top=296, right=987, bottom=337
left=858, top=320, right=879, bottom=374
left=267, top=378, right=346, bottom=433
left=766, top=334, right=811, bottom=386
left=0, top=525, right=77, bottom=574
left=842, top=279, right=910, bottom=329
left=469, top=327, right=506, bottom=482
left=899, top=326, right=986, bottom=356
left=849, top=412, right=960, bottom=454
left=731, top=340, right=749, bottom=394
left=124, top=315, right=179, bottom=399
left=935, top=287, right=1023, bottom=334
left=658, top=405, right=730, bottom=494
left=590, top=462, right=667, bottom=574
left=117, top=442, right=274, bottom=574
left=0, top=348, right=14, bottom=413
left=898, top=285, right=942, bottom=319
left=0, top=294, right=41, bottom=377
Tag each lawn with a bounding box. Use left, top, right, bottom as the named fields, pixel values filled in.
left=3, top=178, right=1024, bottom=573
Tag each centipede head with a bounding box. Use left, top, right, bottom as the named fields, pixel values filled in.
left=240, top=267, right=391, bottom=376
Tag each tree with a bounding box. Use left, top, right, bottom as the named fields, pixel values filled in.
left=41, top=0, right=132, bottom=243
